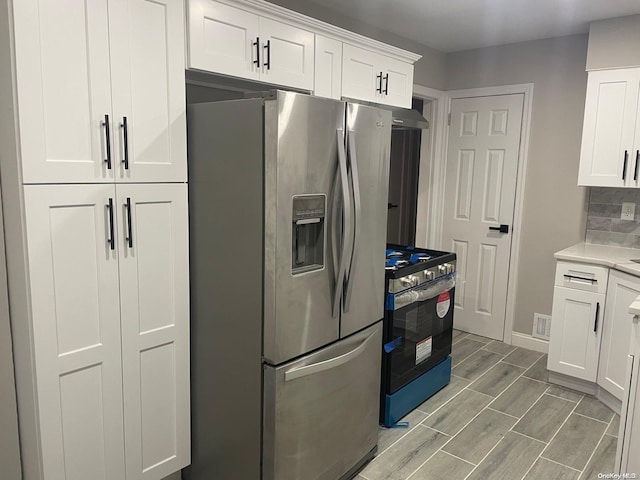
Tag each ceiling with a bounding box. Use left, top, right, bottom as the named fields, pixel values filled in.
left=303, top=0, right=640, bottom=52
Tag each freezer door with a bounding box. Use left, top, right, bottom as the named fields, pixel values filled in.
left=263, top=322, right=382, bottom=480
left=264, top=91, right=346, bottom=364
left=341, top=103, right=392, bottom=337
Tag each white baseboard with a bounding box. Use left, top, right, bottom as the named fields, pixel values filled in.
left=510, top=332, right=549, bottom=354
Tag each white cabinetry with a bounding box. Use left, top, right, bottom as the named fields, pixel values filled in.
left=188, top=0, right=314, bottom=90
left=14, top=0, right=187, bottom=184
left=617, top=312, right=640, bottom=474
left=314, top=35, right=342, bottom=100
left=4, top=1, right=190, bottom=480
left=578, top=68, right=640, bottom=187
left=342, top=44, right=413, bottom=108
left=599, top=270, right=640, bottom=401
left=548, top=262, right=609, bottom=382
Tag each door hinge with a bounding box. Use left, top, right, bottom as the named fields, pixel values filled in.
left=447, top=113, right=451, bottom=126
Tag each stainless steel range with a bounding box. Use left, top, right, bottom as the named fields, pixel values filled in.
left=381, top=245, right=457, bottom=426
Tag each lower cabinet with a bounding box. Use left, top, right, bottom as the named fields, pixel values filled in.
left=599, top=270, right=640, bottom=401
left=548, top=286, right=604, bottom=382
left=23, top=183, right=189, bottom=480
left=617, top=313, right=640, bottom=473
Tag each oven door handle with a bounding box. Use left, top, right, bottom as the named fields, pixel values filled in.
left=344, top=130, right=361, bottom=313
left=284, top=329, right=376, bottom=381
left=332, top=128, right=352, bottom=319
left=391, top=276, right=455, bottom=310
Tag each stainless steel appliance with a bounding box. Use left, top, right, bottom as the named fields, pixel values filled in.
left=381, top=245, right=456, bottom=426
left=185, top=91, right=391, bottom=480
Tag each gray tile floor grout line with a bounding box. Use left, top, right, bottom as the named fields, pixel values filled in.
left=501, top=358, right=542, bottom=369
left=536, top=455, right=583, bottom=473
left=485, top=406, right=521, bottom=420
left=544, top=390, right=581, bottom=403
left=576, top=413, right=619, bottom=478
left=405, top=397, right=502, bottom=480
left=416, top=422, right=453, bottom=438
left=373, top=420, right=425, bottom=458
left=440, top=450, right=477, bottom=467
left=460, top=427, right=510, bottom=480
left=509, top=429, right=550, bottom=445
left=520, top=373, right=550, bottom=385
left=522, top=394, right=584, bottom=478
left=572, top=410, right=614, bottom=425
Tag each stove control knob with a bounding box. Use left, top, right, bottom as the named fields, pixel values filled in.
left=438, top=265, right=446, bottom=275
left=426, top=270, right=435, bottom=281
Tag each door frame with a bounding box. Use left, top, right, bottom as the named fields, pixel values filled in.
left=434, top=83, right=534, bottom=344
left=412, top=84, right=448, bottom=249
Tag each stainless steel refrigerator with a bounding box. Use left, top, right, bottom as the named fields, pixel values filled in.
left=185, top=91, right=391, bottom=480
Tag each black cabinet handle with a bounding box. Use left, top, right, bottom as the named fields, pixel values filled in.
left=563, top=274, right=596, bottom=284
left=125, top=197, right=133, bottom=248
left=623, top=150, right=629, bottom=180
left=120, top=116, right=129, bottom=170
left=106, top=198, right=115, bottom=251
left=489, top=224, right=509, bottom=234
left=253, top=37, right=260, bottom=66
left=387, top=203, right=399, bottom=209
left=264, top=39, right=271, bottom=70
left=635, top=150, right=640, bottom=182
left=376, top=72, right=383, bottom=93
left=102, top=114, right=112, bottom=170
left=594, top=302, right=600, bottom=333
left=383, top=73, right=389, bottom=95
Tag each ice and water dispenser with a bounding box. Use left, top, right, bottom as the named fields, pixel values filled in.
left=292, top=195, right=325, bottom=274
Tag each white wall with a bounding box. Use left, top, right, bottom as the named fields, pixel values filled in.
left=266, top=0, right=447, bottom=90
left=587, top=15, right=640, bottom=70
left=446, top=34, right=590, bottom=336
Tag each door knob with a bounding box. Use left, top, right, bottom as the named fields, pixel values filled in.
left=388, top=203, right=399, bottom=209
left=489, top=224, right=509, bottom=234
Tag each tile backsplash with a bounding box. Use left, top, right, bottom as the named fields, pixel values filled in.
left=586, top=187, right=640, bottom=248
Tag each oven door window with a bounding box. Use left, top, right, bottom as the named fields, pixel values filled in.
left=387, top=285, right=454, bottom=393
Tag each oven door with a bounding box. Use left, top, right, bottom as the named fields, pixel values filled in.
left=384, top=276, right=455, bottom=394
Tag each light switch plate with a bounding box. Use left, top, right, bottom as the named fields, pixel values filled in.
left=622, top=202, right=636, bottom=221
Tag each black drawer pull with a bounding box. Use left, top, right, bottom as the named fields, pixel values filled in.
left=635, top=150, right=640, bottom=181
left=623, top=150, right=629, bottom=180
left=563, top=274, right=596, bottom=284
left=594, top=302, right=600, bottom=333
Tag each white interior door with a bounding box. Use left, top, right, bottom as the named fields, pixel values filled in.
left=442, top=94, right=524, bottom=340
left=116, top=183, right=190, bottom=480
left=109, top=0, right=187, bottom=183
left=23, top=184, right=125, bottom=480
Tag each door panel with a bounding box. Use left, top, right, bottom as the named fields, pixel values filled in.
left=110, top=0, right=187, bottom=182
left=259, top=18, right=314, bottom=91
left=548, top=286, right=603, bottom=382
left=442, top=94, right=524, bottom=340
left=264, top=92, right=344, bottom=364
left=116, top=183, right=190, bottom=479
left=314, top=35, right=342, bottom=100
left=379, top=56, right=413, bottom=108
left=342, top=44, right=378, bottom=103
left=187, top=0, right=259, bottom=80
left=14, top=0, right=114, bottom=183
left=341, top=104, right=391, bottom=337
left=578, top=69, right=640, bottom=187
left=263, top=322, right=381, bottom=480
left=599, top=271, right=639, bottom=400
left=23, top=184, right=124, bottom=479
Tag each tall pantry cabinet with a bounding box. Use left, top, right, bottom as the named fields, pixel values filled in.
left=0, top=1, right=190, bottom=480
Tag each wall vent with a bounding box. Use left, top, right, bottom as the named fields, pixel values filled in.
left=532, top=313, right=551, bottom=340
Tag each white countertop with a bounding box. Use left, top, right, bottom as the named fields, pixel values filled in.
left=555, top=243, right=640, bottom=314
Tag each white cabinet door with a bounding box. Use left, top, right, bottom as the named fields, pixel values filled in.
left=578, top=68, right=640, bottom=187
left=14, top=0, right=114, bottom=183
left=187, top=0, right=260, bottom=80
left=314, top=35, right=342, bottom=100
left=342, top=44, right=379, bottom=104
left=117, top=184, right=190, bottom=480
left=23, top=184, right=125, bottom=480
left=259, top=18, right=314, bottom=91
left=378, top=55, right=414, bottom=108
left=548, top=286, right=604, bottom=382
left=599, top=270, right=640, bottom=400
left=109, top=0, right=187, bottom=183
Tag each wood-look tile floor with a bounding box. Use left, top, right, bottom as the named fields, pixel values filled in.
left=357, top=330, right=618, bottom=480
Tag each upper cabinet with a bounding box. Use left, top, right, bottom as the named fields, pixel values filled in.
left=342, top=44, right=413, bottom=108
left=578, top=68, right=640, bottom=187
left=186, top=0, right=419, bottom=107
left=188, top=0, right=314, bottom=91
left=13, top=0, right=187, bottom=184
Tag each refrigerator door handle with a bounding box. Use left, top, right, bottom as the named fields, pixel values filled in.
left=333, top=129, right=353, bottom=318
left=284, top=329, right=377, bottom=382
left=344, top=130, right=361, bottom=312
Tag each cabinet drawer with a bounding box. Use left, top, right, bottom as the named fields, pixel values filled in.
left=555, top=261, right=609, bottom=293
